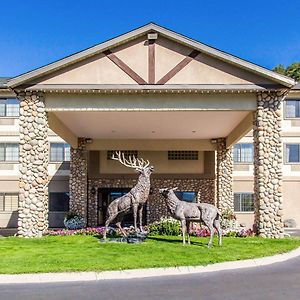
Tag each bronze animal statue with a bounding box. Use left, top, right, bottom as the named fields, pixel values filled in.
left=159, top=187, right=222, bottom=248
left=103, top=152, right=154, bottom=239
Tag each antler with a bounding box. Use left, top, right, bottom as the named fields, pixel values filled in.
left=111, top=151, right=150, bottom=170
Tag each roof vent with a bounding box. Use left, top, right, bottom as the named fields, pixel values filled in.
left=148, top=33, right=158, bottom=40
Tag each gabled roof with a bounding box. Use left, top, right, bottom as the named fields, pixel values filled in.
left=292, top=82, right=300, bottom=90
left=0, top=77, right=11, bottom=88
left=7, top=23, right=295, bottom=88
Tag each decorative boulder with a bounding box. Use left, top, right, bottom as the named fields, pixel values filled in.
left=64, top=212, right=85, bottom=230
left=283, top=219, right=297, bottom=228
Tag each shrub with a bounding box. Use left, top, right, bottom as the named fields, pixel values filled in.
left=63, top=211, right=85, bottom=230
left=221, top=208, right=237, bottom=230
left=148, top=218, right=181, bottom=236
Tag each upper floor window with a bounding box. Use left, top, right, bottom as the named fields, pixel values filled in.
left=285, top=144, right=300, bottom=163
left=285, top=99, right=300, bottom=118
left=0, top=143, right=19, bottom=162
left=234, top=193, right=254, bottom=212
left=50, top=143, right=70, bottom=162
left=0, top=193, right=19, bottom=211
left=233, top=144, right=253, bottom=163
left=0, top=98, right=19, bottom=117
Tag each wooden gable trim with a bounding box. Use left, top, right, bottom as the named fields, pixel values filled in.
left=103, top=50, right=147, bottom=85
left=156, top=50, right=200, bottom=84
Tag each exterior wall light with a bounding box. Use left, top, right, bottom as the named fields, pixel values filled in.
left=211, top=139, right=217, bottom=144
left=85, top=138, right=93, bottom=144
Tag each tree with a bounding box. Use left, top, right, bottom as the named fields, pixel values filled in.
left=273, top=62, right=300, bottom=81
left=273, top=64, right=286, bottom=75
left=286, top=62, right=300, bottom=81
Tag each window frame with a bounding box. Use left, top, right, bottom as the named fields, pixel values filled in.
left=234, top=192, right=254, bottom=213
left=50, top=143, right=70, bottom=162
left=0, top=143, right=19, bottom=163
left=284, top=99, right=300, bottom=119
left=0, top=98, right=19, bottom=118
left=233, top=143, right=253, bottom=164
left=284, top=143, right=300, bottom=164
left=0, top=193, right=19, bottom=212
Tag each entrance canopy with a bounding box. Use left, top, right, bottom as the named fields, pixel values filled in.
left=8, top=23, right=295, bottom=150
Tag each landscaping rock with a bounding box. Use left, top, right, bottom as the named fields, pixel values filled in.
left=284, top=219, right=297, bottom=228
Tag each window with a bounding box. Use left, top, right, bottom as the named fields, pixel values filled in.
left=233, top=144, right=253, bottom=163
left=0, top=98, right=19, bottom=117
left=0, top=143, right=19, bottom=162
left=50, top=143, right=70, bottom=162
left=49, top=192, right=69, bottom=212
left=286, top=144, right=300, bottom=163
left=0, top=193, right=19, bottom=212
left=234, top=193, right=254, bottom=212
left=175, top=191, right=197, bottom=203
left=285, top=99, right=300, bottom=118
left=107, top=150, right=138, bottom=160
left=168, top=151, right=198, bottom=160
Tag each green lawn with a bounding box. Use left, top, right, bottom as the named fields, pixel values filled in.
left=0, top=235, right=299, bottom=274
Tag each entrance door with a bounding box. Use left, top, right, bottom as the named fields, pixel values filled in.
left=98, top=188, right=131, bottom=226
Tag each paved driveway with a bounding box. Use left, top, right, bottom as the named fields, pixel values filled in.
left=0, top=254, right=300, bottom=300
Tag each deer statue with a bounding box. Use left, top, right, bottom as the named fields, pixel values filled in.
left=159, top=187, right=222, bottom=248
left=103, top=151, right=154, bottom=240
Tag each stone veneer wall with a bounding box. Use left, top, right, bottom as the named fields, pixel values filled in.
left=253, top=91, right=287, bottom=238
left=216, top=138, right=234, bottom=211
left=18, top=91, right=49, bottom=237
left=87, top=177, right=215, bottom=226
left=69, top=138, right=88, bottom=224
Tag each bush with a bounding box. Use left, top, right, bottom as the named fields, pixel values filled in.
left=221, top=208, right=237, bottom=230
left=63, top=212, right=85, bottom=230
left=148, top=218, right=181, bottom=236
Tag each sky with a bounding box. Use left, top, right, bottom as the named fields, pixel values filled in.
left=0, top=0, right=299, bottom=77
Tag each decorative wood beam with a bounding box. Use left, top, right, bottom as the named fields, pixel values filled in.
left=103, top=50, right=147, bottom=85
left=148, top=40, right=155, bottom=84
left=156, top=50, right=200, bottom=85
left=226, top=112, right=253, bottom=148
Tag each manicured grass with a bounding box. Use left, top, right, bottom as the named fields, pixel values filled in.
left=0, top=235, right=299, bottom=274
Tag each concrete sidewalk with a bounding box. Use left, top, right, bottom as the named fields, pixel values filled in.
left=0, top=246, right=300, bottom=284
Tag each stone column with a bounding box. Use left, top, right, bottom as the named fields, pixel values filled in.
left=216, top=138, right=234, bottom=211
left=69, top=138, right=88, bottom=224
left=253, top=91, right=287, bottom=238
left=18, top=91, right=49, bottom=237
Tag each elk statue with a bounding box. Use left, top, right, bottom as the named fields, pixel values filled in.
left=103, top=151, right=154, bottom=240
left=159, top=187, right=222, bottom=248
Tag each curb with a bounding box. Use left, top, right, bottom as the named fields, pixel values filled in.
left=1, top=247, right=300, bottom=284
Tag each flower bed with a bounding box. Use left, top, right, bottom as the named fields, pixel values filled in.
left=46, top=224, right=254, bottom=238
left=45, top=226, right=138, bottom=238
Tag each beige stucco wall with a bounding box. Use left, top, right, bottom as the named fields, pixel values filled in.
left=282, top=180, right=300, bottom=227
left=38, top=34, right=274, bottom=86
left=99, top=150, right=204, bottom=174
left=45, top=93, right=257, bottom=111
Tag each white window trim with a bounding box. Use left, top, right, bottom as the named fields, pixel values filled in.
left=284, top=98, right=300, bottom=120
left=233, top=143, right=253, bottom=164
left=284, top=143, right=300, bottom=165
left=49, top=143, right=70, bottom=163
left=234, top=192, right=254, bottom=212
left=0, top=143, right=19, bottom=163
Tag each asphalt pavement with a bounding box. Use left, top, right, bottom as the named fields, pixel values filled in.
left=0, top=253, right=300, bottom=300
